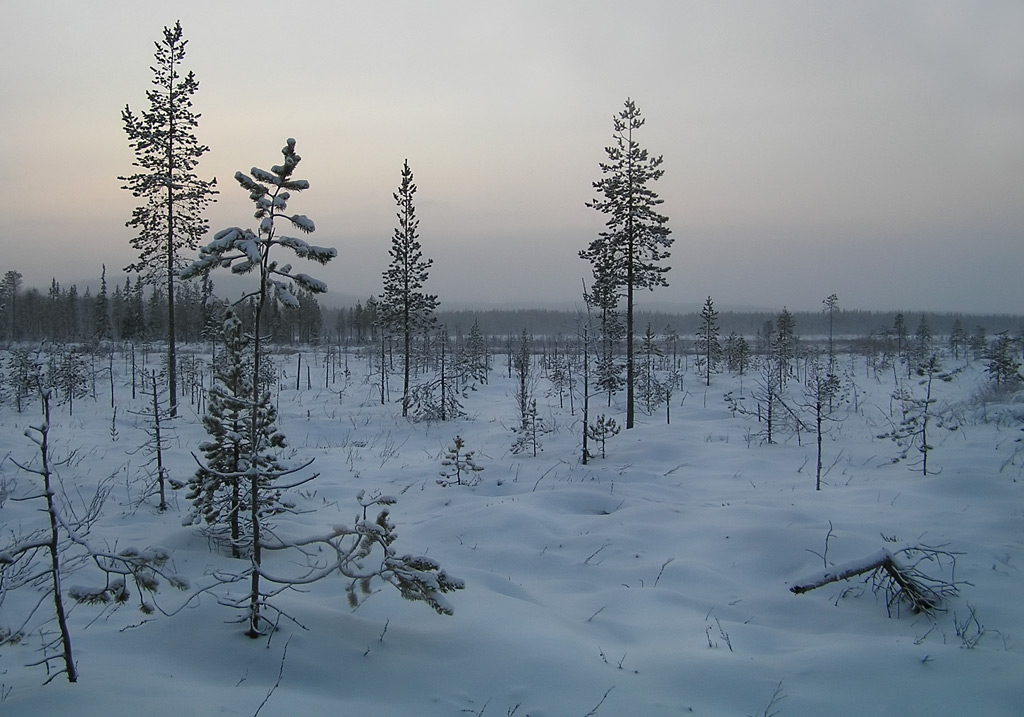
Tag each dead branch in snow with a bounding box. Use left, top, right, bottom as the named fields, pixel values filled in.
left=790, top=543, right=962, bottom=615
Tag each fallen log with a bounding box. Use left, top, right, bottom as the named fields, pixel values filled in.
left=791, top=544, right=958, bottom=615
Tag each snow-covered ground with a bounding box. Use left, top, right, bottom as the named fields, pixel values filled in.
left=1, top=346, right=1022, bottom=715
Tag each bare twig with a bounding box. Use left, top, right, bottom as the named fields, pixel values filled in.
left=252, top=636, right=290, bottom=717
left=583, top=686, right=615, bottom=716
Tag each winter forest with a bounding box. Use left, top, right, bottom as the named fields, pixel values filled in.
left=1, top=20, right=1022, bottom=717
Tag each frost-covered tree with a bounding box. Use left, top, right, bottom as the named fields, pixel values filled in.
left=458, top=318, right=490, bottom=388
left=586, top=414, right=620, bottom=460
left=4, top=345, right=38, bottom=413
left=725, top=353, right=787, bottom=445
left=184, top=139, right=459, bottom=636
left=511, top=398, right=548, bottom=457
left=582, top=98, right=672, bottom=429
left=126, top=371, right=177, bottom=512
left=800, top=354, right=843, bottom=490
left=3, top=365, right=187, bottom=683
left=379, top=159, right=438, bottom=418
left=437, top=435, right=484, bottom=487
left=583, top=242, right=625, bottom=408
left=724, top=331, right=751, bottom=377
left=987, top=331, right=1021, bottom=386
left=121, top=20, right=217, bottom=417
left=406, top=326, right=464, bottom=422
left=879, top=355, right=962, bottom=476
left=51, top=345, right=88, bottom=416
left=696, top=296, right=721, bottom=386
left=637, top=323, right=664, bottom=414
left=511, top=329, right=535, bottom=423
left=182, top=138, right=332, bottom=634
left=185, top=310, right=287, bottom=555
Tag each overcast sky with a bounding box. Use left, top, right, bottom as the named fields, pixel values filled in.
left=2, top=1, right=1022, bottom=314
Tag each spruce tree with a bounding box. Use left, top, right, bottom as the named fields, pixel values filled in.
left=121, top=20, right=217, bottom=417
left=582, top=98, right=672, bottom=429
left=380, top=159, right=438, bottom=417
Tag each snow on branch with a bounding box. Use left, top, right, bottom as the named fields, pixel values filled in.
left=288, top=214, right=315, bottom=233
left=791, top=543, right=962, bottom=616
left=249, top=167, right=280, bottom=185
left=235, top=170, right=267, bottom=197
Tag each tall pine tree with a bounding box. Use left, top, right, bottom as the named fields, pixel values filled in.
left=121, top=20, right=217, bottom=417
left=581, top=98, right=672, bottom=429
left=379, top=159, right=438, bottom=418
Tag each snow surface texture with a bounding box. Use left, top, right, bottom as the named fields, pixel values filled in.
left=0, top=348, right=1021, bottom=716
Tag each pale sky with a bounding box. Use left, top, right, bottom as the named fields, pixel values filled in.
left=2, top=1, right=1022, bottom=313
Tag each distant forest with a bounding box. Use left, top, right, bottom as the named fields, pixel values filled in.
left=1, top=269, right=1019, bottom=348
left=429, top=307, right=1024, bottom=342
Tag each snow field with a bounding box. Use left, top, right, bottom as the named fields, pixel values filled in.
left=1, top=347, right=1022, bottom=715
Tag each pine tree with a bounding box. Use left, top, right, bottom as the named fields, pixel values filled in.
left=880, top=355, right=961, bottom=476
left=582, top=98, right=672, bottom=429
left=461, top=318, right=490, bottom=387
left=637, top=323, right=664, bottom=414
left=511, top=398, right=547, bottom=457
left=801, top=354, right=843, bottom=490
left=184, top=142, right=461, bottom=630
left=586, top=414, right=620, bottom=459
left=379, top=159, right=438, bottom=417
left=437, top=435, right=484, bottom=487
left=696, top=296, right=721, bottom=386
left=120, top=21, right=217, bottom=417
left=183, top=138, right=334, bottom=635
